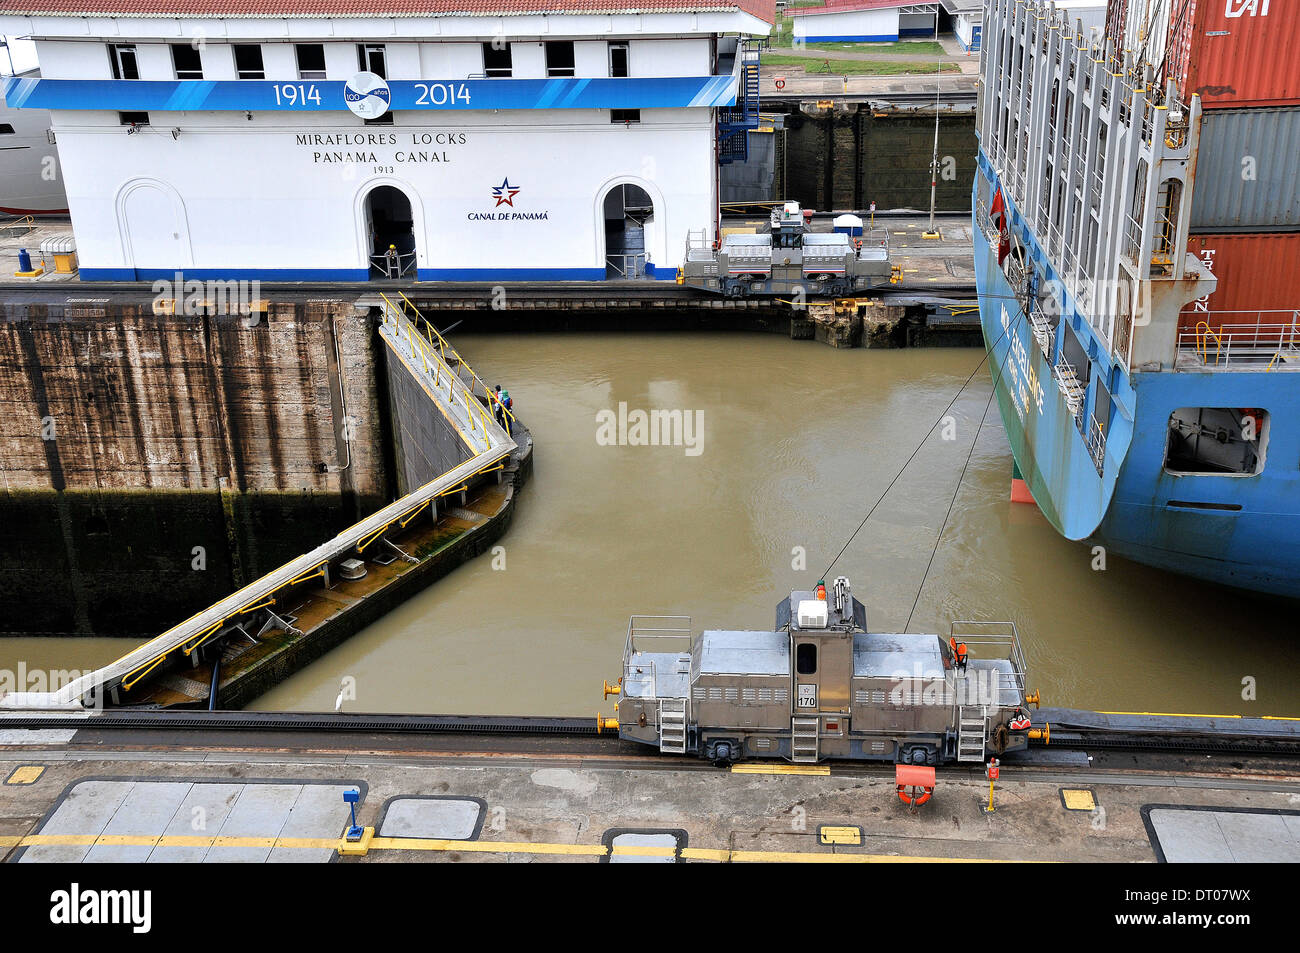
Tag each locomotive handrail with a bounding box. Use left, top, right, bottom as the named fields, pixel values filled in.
left=623, top=615, right=693, bottom=700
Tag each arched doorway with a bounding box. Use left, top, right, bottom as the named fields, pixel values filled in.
left=118, top=180, right=192, bottom=275
left=603, top=183, right=654, bottom=279
left=364, top=185, right=416, bottom=278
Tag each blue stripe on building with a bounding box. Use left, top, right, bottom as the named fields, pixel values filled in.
left=1, top=75, right=738, bottom=112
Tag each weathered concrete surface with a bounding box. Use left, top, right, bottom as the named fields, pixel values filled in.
left=783, top=104, right=976, bottom=212
left=0, top=300, right=385, bottom=495
left=861, top=302, right=907, bottom=348
left=3, top=742, right=1297, bottom=863
left=0, top=300, right=389, bottom=636
left=810, top=303, right=861, bottom=349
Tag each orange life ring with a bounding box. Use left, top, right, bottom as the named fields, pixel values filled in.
left=897, top=784, right=933, bottom=807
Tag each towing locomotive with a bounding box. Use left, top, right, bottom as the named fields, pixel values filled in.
left=677, top=201, right=898, bottom=297
left=601, top=577, right=1039, bottom=765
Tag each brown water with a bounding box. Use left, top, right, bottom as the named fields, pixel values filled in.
left=6, top=333, right=1297, bottom=717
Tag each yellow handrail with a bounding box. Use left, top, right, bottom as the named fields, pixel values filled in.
left=1194, top=320, right=1223, bottom=366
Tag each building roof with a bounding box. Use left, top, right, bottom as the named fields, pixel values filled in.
left=786, top=0, right=933, bottom=15
left=2, top=0, right=775, bottom=21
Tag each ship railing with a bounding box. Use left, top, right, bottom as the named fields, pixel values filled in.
left=624, top=615, right=694, bottom=699
left=1028, top=308, right=1054, bottom=360
left=369, top=249, right=417, bottom=279
left=948, top=621, right=1027, bottom=703
left=1086, top=413, right=1106, bottom=474
left=1052, top=357, right=1086, bottom=417
left=1176, top=313, right=1300, bottom=369
left=975, top=198, right=1001, bottom=248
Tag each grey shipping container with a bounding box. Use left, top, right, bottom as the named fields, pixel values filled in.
left=1191, top=107, right=1300, bottom=230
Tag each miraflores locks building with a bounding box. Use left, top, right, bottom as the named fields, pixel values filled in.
left=0, top=0, right=774, bottom=280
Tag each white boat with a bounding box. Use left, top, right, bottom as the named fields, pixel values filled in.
left=0, top=68, right=67, bottom=215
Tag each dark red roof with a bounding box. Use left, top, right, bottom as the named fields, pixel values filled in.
left=786, top=0, right=922, bottom=15
left=7, top=0, right=775, bottom=21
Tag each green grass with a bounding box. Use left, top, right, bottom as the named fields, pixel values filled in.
left=761, top=54, right=960, bottom=75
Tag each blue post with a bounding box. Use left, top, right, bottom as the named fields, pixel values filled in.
left=343, top=788, right=362, bottom=840
left=18, top=248, right=33, bottom=273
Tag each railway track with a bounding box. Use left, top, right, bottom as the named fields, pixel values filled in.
left=4, top=708, right=1298, bottom=762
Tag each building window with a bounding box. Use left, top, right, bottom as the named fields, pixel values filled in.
left=108, top=44, right=139, bottom=80
left=233, top=45, right=265, bottom=80
left=119, top=111, right=150, bottom=126
left=545, top=41, right=575, bottom=77
left=611, top=109, right=641, bottom=124
left=358, top=43, right=387, bottom=78
left=609, top=42, right=629, bottom=77
left=364, top=112, right=394, bottom=126
left=296, top=44, right=327, bottom=80
left=171, top=44, right=203, bottom=80
left=482, top=43, right=512, bottom=78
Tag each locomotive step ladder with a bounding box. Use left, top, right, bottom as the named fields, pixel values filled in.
left=658, top=697, right=688, bottom=754
left=956, top=706, right=988, bottom=763
left=791, top=716, right=820, bottom=763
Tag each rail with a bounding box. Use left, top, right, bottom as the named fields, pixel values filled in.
left=381, top=292, right=516, bottom=435
left=1085, top=413, right=1106, bottom=474
left=0, top=300, right=517, bottom=711
left=0, top=214, right=36, bottom=236
left=370, top=249, right=417, bottom=279
left=623, top=615, right=693, bottom=700
left=1176, top=313, right=1300, bottom=370
left=605, top=253, right=646, bottom=279
left=948, top=621, right=1027, bottom=701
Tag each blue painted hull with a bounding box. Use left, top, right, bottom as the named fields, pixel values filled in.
left=973, top=151, right=1300, bottom=599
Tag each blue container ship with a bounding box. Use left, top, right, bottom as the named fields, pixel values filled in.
left=973, top=0, right=1300, bottom=598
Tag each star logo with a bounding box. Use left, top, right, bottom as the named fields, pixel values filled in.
left=492, top=178, right=521, bottom=207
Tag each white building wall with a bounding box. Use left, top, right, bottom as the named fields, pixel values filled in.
left=32, top=41, right=111, bottom=80
left=50, top=109, right=715, bottom=278
left=574, top=40, right=610, bottom=77
left=200, top=43, right=237, bottom=81
left=628, top=38, right=710, bottom=76
left=510, top=42, right=546, bottom=78
left=261, top=44, right=297, bottom=81
left=323, top=42, right=359, bottom=78
left=385, top=43, right=422, bottom=80
left=792, top=9, right=900, bottom=42
left=421, top=43, right=484, bottom=79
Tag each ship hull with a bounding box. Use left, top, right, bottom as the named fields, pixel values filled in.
left=974, top=152, right=1300, bottom=599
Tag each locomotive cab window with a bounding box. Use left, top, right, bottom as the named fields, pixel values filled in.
left=796, top=643, right=817, bottom=675
left=1164, top=408, right=1268, bottom=476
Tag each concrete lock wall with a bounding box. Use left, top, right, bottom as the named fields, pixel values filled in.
left=719, top=119, right=784, bottom=204
left=383, top=342, right=478, bottom=497
left=0, top=300, right=390, bottom=636
left=781, top=105, right=976, bottom=212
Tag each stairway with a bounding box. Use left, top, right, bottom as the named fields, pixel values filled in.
left=791, top=716, right=820, bottom=763
left=658, top=697, right=687, bottom=754
left=1053, top=361, right=1087, bottom=417
left=957, top=707, right=988, bottom=763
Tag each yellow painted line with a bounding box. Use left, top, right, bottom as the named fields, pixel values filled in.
left=368, top=837, right=607, bottom=856
left=6, top=765, right=44, bottom=785
left=609, top=845, right=678, bottom=858
left=731, top=764, right=831, bottom=776
left=1262, top=715, right=1300, bottom=721
left=679, top=847, right=732, bottom=861
left=0, top=831, right=1033, bottom=863
left=724, top=851, right=1010, bottom=863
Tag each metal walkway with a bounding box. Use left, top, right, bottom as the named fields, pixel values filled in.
left=0, top=293, right=516, bottom=711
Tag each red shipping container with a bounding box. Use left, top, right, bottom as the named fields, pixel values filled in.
left=1167, top=0, right=1300, bottom=109
left=1180, top=232, right=1300, bottom=332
